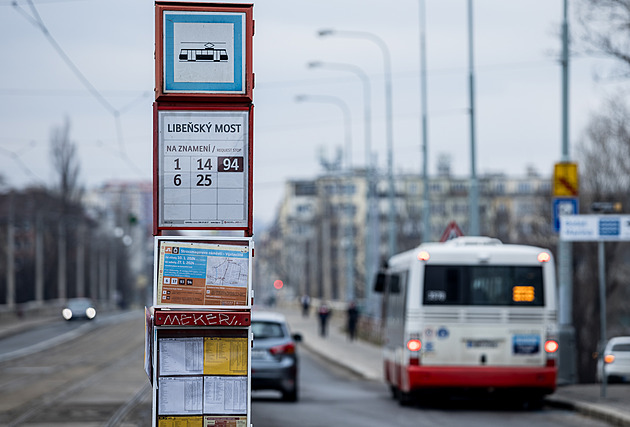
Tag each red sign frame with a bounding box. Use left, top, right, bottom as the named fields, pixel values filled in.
left=153, top=103, right=254, bottom=236
left=155, top=2, right=254, bottom=103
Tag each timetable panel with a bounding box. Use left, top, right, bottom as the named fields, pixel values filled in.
left=157, top=109, right=249, bottom=228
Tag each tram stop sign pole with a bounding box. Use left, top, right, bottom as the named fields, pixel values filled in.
left=149, top=3, right=255, bottom=426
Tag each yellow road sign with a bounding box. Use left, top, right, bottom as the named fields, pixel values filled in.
left=553, top=162, right=578, bottom=197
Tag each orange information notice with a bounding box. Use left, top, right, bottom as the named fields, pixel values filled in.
left=157, top=240, right=249, bottom=307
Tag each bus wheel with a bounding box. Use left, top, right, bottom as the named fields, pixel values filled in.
left=398, top=390, right=414, bottom=407
left=389, top=385, right=398, bottom=400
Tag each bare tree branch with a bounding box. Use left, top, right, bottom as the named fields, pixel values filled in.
left=50, top=117, right=83, bottom=211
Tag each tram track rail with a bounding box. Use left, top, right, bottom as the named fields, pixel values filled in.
left=0, top=313, right=152, bottom=426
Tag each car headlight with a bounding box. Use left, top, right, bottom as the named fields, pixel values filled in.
left=62, top=308, right=73, bottom=320
left=86, top=307, right=97, bottom=319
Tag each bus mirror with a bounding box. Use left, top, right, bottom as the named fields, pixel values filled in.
left=374, top=272, right=387, bottom=293
left=389, top=275, right=401, bottom=294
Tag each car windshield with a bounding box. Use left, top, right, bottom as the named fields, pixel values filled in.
left=68, top=299, right=92, bottom=310
left=252, top=321, right=285, bottom=339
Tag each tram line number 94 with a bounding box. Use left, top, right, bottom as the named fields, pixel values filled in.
left=218, top=156, right=243, bottom=172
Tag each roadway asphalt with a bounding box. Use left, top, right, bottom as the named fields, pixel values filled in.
left=2, top=304, right=629, bottom=426
left=269, top=302, right=630, bottom=427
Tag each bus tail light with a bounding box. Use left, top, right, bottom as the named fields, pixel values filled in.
left=407, top=339, right=422, bottom=352
left=543, top=335, right=559, bottom=367
left=544, top=338, right=559, bottom=367
left=544, top=339, right=559, bottom=353
left=407, top=338, right=422, bottom=365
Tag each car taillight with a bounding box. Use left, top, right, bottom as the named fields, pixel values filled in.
left=269, top=342, right=295, bottom=355
left=604, top=354, right=615, bottom=364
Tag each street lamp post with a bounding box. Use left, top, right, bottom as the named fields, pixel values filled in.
left=307, top=61, right=372, bottom=169
left=295, top=94, right=353, bottom=169
left=307, top=60, right=379, bottom=310
left=467, top=0, right=480, bottom=236
left=318, top=29, right=397, bottom=258
left=419, top=0, right=431, bottom=243
left=295, top=94, right=356, bottom=303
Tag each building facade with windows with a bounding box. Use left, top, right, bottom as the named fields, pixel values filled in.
left=255, top=168, right=552, bottom=312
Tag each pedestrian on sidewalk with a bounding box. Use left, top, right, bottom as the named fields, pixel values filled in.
left=347, top=301, right=359, bottom=341
left=318, top=302, right=331, bottom=337
left=300, top=294, right=311, bottom=317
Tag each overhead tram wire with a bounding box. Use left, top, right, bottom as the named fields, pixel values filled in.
left=12, top=0, right=144, bottom=177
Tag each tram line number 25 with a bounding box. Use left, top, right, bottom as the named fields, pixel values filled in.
left=171, top=156, right=244, bottom=187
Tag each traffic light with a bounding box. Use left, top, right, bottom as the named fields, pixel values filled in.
left=273, top=280, right=283, bottom=290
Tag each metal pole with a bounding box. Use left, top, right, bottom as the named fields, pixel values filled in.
left=467, top=0, right=480, bottom=236
left=307, top=61, right=377, bottom=305
left=58, top=220, right=67, bottom=302
left=307, top=61, right=372, bottom=169
left=598, top=240, right=607, bottom=397
left=35, top=213, right=44, bottom=304
left=419, top=0, right=431, bottom=242
left=295, top=94, right=353, bottom=170
left=561, top=0, right=570, bottom=163
left=558, top=0, right=577, bottom=385
left=296, top=95, right=355, bottom=302
left=6, top=198, right=15, bottom=310
left=317, top=29, right=396, bottom=257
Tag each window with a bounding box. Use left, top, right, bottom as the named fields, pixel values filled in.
left=612, top=344, right=630, bottom=352
left=423, top=265, right=544, bottom=306
left=251, top=321, right=285, bottom=339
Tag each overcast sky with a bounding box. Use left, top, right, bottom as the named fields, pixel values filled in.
left=0, top=0, right=625, bottom=227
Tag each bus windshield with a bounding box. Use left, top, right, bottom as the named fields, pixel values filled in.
left=423, top=265, right=544, bottom=306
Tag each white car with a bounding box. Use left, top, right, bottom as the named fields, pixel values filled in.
left=597, top=336, right=630, bottom=383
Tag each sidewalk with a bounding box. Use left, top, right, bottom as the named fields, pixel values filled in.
left=272, top=303, right=630, bottom=426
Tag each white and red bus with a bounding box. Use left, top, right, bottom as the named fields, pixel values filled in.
left=375, top=237, right=559, bottom=406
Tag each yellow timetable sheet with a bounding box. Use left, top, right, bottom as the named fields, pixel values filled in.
left=158, top=416, right=203, bottom=427
left=204, top=337, right=247, bottom=375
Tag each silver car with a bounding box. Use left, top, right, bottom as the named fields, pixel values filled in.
left=251, top=311, right=302, bottom=401
left=598, top=336, right=630, bottom=383
left=62, top=298, right=97, bottom=321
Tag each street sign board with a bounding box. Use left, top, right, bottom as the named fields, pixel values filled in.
left=155, top=3, right=253, bottom=100
left=553, top=162, right=579, bottom=197
left=559, top=214, right=630, bottom=241
left=440, top=221, right=463, bottom=242
left=154, top=105, right=252, bottom=233
left=552, top=197, right=579, bottom=233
